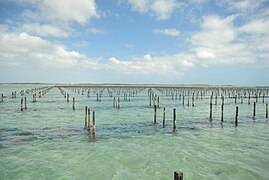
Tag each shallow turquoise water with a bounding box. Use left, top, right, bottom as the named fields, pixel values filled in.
left=0, top=85, right=268, bottom=179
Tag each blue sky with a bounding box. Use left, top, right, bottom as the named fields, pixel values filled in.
left=0, top=0, right=269, bottom=85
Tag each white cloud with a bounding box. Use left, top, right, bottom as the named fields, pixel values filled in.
left=23, top=0, right=98, bottom=24
left=87, top=28, right=104, bottom=34
left=106, top=53, right=194, bottom=75
left=0, top=28, right=85, bottom=68
left=191, top=15, right=269, bottom=66
left=22, top=23, right=71, bottom=37
left=153, top=28, right=180, bottom=37
left=128, top=0, right=180, bottom=20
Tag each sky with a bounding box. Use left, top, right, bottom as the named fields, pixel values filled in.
left=0, top=0, right=269, bottom=85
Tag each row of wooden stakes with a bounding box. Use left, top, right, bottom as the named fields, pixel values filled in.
left=84, top=106, right=96, bottom=135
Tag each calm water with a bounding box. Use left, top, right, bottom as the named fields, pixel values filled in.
left=0, top=85, right=268, bottom=179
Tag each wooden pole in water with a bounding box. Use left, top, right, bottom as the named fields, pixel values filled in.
left=235, top=106, right=239, bottom=127
left=1, top=93, right=3, bottom=102
left=87, top=108, right=91, bottom=130
left=21, top=98, right=23, bottom=111
left=253, top=102, right=256, bottom=118
left=72, top=97, right=75, bottom=110
left=154, top=105, right=157, bottom=124
left=24, top=97, right=27, bottom=109
left=85, top=106, right=88, bottom=127
left=210, top=95, right=213, bottom=121
left=163, top=107, right=166, bottom=127
left=192, top=93, right=194, bottom=107
left=173, top=108, right=176, bottom=129
left=157, top=96, right=160, bottom=108
left=221, top=96, right=224, bottom=123
left=67, top=93, right=69, bottom=102
left=265, top=103, right=268, bottom=119
left=92, top=111, right=96, bottom=135
left=174, top=171, right=183, bottom=180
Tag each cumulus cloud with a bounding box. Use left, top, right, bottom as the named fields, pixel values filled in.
left=153, top=28, right=180, bottom=37
left=106, top=53, right=194, bottom=75
left=22, top=0, right=98, bottom=24
left=191, top=14, right=269, bottom=66
left=0, top=28, right=84, bottom=68
left=128, top=0, right=180, bottom=20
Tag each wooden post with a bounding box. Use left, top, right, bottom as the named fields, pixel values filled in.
left=24, top=97, right=27, bottom=109
left=265, top=103, right=268, bottom=119
left=21, top=98, right=23, bottom=111
left=253, top=102, right=256, bottom=118
left=72, top=97, right=75, bottom=110
left=92, top=111, right=96, bottom=135
left=235, top=106, right=239, bottom=127
left=174, top=171, right=183, bottom=180
left=149, top=93, right=152, bottom=107
left=163, top=107, right=166, bottom=127
left=173, top=108, right=176, bottom=129
left=221, top=96, right=224, bottom=123
left=157, top=96, right=160, bottom=108
left=192, top=93, right=194, bottom=107
left=87, top=108, right=91, bottom=130
left=248, top=94, right=250, bottom=105
left=210, top=95, right=213, bottom=121
left=1, top=93, right=3, bottom=102
left=67, top=93, right=69, bottom=102
left=118, top=97, right=120, bottom=109
left=85, top=106, right=88, bottom=127
left=182, top=95, right=184, bottom=106
left=154, top=105, right=157, bottom=124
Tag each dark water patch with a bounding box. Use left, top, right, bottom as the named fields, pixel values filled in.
left=15, top=131, right=34, bottom=136
left=0, top=127, right=20, bottom=132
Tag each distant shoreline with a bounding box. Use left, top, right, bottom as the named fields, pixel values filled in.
left=0, top=83, right=268, bottom=88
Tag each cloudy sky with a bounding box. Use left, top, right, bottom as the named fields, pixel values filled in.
left=0, top=0, right=269, bottom=85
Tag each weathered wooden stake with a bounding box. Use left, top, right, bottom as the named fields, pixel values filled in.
left=67, top=93, right=69, bottom=102
left=154, top=105, right=157, bottom=124
left=192, top=93, right=194, bottom=107
left=173, top=108, right=176, bottom=129
left=24, top=97, right=27, bottom=109
left=265, top=103, right=268, bottom=119
left=235, top=106, right=239, bottom=127
left=117, top=97, right=120, bottom=109
left=253, top=102, right=256, bottom=118
left=87, top=108, right=91, bottom=130
left=92, top=111, right=96, bottom=135
left=85, top=106, right=88, bottom=127
left=163, top=107, right=166, bottom=127
left=210, top=95, right=213, bottom=121
left=157, top=96, right=160, bottom=108
left=1, top=93, right=3, bottom=102
left=174, top=171, right=183, bottom=180
left=72, top=97, right=75, bottom=110
left=21, top=98, right=23, bottom=111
